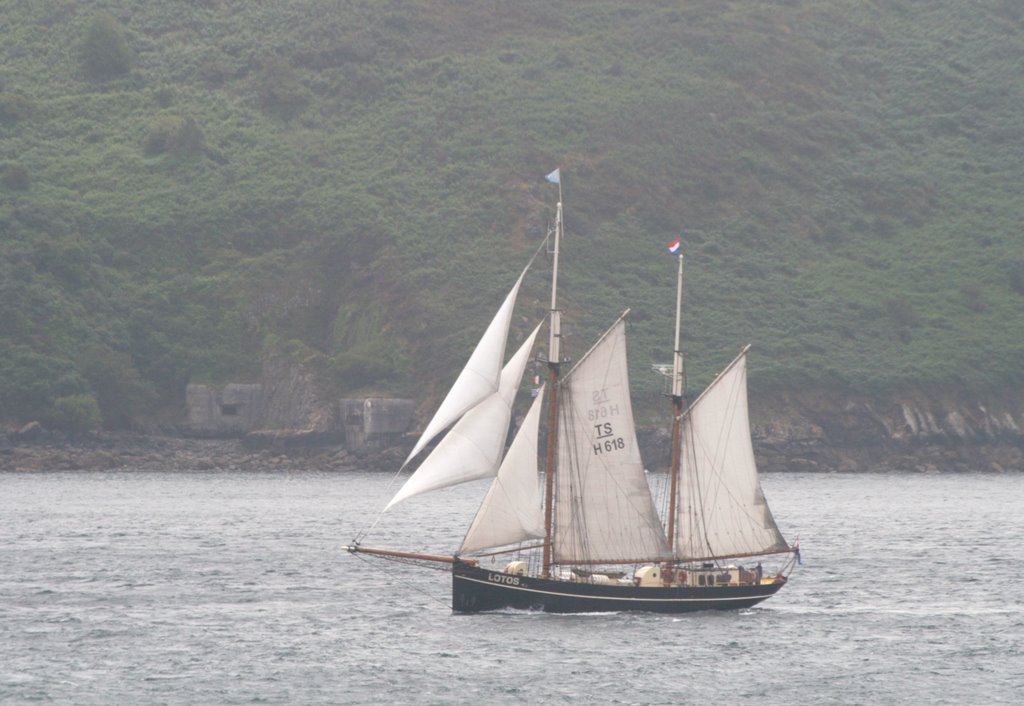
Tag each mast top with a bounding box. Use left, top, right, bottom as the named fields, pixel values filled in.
left=546, top=169, right=563, bottom=367
left=671, top=247, right=685, bottom=399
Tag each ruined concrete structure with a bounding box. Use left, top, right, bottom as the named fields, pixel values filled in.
left=340, top=398, right=416, bottom=451
left=184, top=384, right=414, bottom=452
left=185, top=384, right=263, bottom=437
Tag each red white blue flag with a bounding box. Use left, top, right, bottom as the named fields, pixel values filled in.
left=667, top=238, right=682, bottom=255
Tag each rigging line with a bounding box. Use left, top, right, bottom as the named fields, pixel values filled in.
left=556, top=385, right=584, bottom=562
left=561, top=357, right=665, bottom=562
left=349, top=551, right=451, bottom=610
left=459, top=473, right=540, bottom=554
left=690, top=417, right=739, bottom=556
left=686, top=372, right=778, bottom=554
left=720, top=372, right=778, bottom=530
left=685, top=409, right=718, bottom=561
left=696, top=383, right=732, bottom=532
left=586, top=433, right=671, bottom=548
left=564, top=364, right=588, bottom=563
left=529, top=228, right=553, bottom=269
left=700, top=367, right=768, bottom=530
left=695, top=365, right=738, bottom=515
left=680, top=405, right=722, bottom=561
left=458, top=361, right=548, bottom=553
left=469, top=542, right=546, bottom=559
left=595, top=337, right=669, bottom=539
left=561, top=386, right=603, bottom=564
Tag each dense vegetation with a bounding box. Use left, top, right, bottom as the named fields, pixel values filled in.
left=2, top=0, right=1023, bottom=430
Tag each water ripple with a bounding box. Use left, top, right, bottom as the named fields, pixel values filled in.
left=1, top=470, right=1021, bottom=705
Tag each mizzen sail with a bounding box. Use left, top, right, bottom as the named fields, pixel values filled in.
left=673, top=349, right=789, bottom=560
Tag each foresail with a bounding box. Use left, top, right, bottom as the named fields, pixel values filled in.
left=386, top=324, right=542, bottom=510
left=402, top=266, right=528, bottom=467
left=673, top=350, right=789, bottom=560
left=554, top=317, right=670, bottom=564
left=460, top=385, right=546, bottom=554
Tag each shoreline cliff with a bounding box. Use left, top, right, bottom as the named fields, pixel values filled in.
left=3, top=432, right=1021, bottom=475
left=3, top=388, right=1022, bottom=473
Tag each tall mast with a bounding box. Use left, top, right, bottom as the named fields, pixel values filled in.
left=666, top=250, right=684, bottom=553
left=541, top=171, right=563, bottom=577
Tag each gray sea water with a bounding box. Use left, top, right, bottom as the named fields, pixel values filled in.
left=1, top=469, right=1021, bottom=705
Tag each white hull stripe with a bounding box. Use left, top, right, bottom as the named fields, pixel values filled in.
left=456, top=575, right=771, bottom=603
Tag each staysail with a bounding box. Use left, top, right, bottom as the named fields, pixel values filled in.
left=460, top=385, right=546, bottom=554
left=401, top=266, right=529, bottom=468
left=673, top=349, right=789, bottom=559
left=386, top=323, right=542, bottom=510
left=553, top=316, right=670, bottom=564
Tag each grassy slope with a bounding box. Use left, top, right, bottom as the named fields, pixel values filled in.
left=1, top=0, right=1023, bottom=426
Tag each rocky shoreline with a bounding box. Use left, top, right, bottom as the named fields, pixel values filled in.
left=7, top=375, right=1015, bottom=474
left=2, top=428, right=1021, bottom=474
left=0, top=431, right=405, bottom=473
left=754, top=438, right=1024, bottom=474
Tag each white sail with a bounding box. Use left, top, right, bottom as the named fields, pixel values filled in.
left=402, top=266, right=528, bottom=467
left=386, top=324, right=541, bottom=510
left=673, top=350, right=789, bottom=560
left=553, top=317, right=670, bottom=564
left=460, top=385, right=546, bottom=554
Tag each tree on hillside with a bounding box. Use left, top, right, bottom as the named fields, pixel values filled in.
left=48, top=394, right=103, bottom=433
left=77, top=345, right=157, bottom=429
left=256, top=57, right=310, bottom=119
left=142, top=114, right=206, bottom=157
left=1, top=163, right=30, bottom=191
left=79, top=12, right=133, bottom=81
left=0, top=91, right=33, bottom=124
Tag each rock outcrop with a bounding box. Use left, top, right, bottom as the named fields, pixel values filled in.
left=3, top=388, right=1021, bottom=473
left=752, top=389, right=1023, bottom=473
left=638, top=387, right=1024, bottom=474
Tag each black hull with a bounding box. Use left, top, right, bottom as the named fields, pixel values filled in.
left=452, top=562, right=786, bottom=614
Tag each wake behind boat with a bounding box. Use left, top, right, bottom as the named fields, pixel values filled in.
left=348, top=170, right=799, bottom=613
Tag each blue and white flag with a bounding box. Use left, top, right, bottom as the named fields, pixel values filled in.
left=545, top=168, right=560, bottom=184
left=667, top=238, right=682, bottom=255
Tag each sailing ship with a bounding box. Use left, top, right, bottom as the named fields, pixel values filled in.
left=349, top=171, right=799, bottom=613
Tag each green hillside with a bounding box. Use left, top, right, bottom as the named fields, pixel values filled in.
left=2, top=0, right=1023, bottom=430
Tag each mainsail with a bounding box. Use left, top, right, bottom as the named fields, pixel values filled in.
left=460, top=385, right=546, bottom=554
left=386, top=323, right=542, bottom=510
left=553, top=317, right=670, bottom=564
left=673, top=349, right=789, bottom=559
left=401, top=266, right=529, bottom=467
